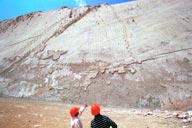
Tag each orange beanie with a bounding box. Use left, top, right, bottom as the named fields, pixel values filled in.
left=91, top=104, right=100, bottom=116
left=70, top=107, right=80, bottom=117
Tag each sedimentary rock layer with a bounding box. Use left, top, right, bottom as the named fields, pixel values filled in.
left=0, top=0, right=192, bottom=109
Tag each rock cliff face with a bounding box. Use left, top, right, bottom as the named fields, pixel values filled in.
left=0, top=0, right=192, bottom=109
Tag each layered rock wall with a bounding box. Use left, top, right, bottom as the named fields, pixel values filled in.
left=0, top=0, right=192, bottom=109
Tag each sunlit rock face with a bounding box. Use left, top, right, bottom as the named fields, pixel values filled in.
left=0, top=0, right=192, bottom=109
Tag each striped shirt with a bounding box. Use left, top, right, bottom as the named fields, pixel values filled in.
left=91, top=114, right=117, bottom=128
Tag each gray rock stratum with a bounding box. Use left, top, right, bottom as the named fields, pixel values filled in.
left=0, top=0, right=192, bottom=109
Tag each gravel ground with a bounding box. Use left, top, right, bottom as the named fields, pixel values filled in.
left=0, top=98, right=191, bottom=128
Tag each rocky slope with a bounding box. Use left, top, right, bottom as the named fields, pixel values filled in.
left=0, top=0, right=192, bottom=109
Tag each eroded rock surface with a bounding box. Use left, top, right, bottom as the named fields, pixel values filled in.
left=0, top=0, right=192, bottom=109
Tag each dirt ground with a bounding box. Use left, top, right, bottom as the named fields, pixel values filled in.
left=0, top=98, right=189, bottom=128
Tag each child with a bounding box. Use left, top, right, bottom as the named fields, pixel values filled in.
left=70, top=104, right=87, bottom=128
left=90, top=104, right=117, bottom=128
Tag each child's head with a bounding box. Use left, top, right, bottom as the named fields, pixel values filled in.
left=70, top=107, right=80, bottom=117
left=91, top=104, right=100, bottom=116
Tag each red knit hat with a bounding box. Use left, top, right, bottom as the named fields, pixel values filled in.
left=91, top=104, right=100, bottom=116
left=70, top=107, right=80, bottom=117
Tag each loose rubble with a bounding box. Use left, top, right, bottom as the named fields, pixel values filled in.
left=133, top=109, right=192, bottom=128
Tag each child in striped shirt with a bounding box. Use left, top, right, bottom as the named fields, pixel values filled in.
left=90, top=104, right=117, bottom=128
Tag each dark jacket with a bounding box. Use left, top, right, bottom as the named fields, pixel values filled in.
left=91, top=114, right=117, bottom=128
